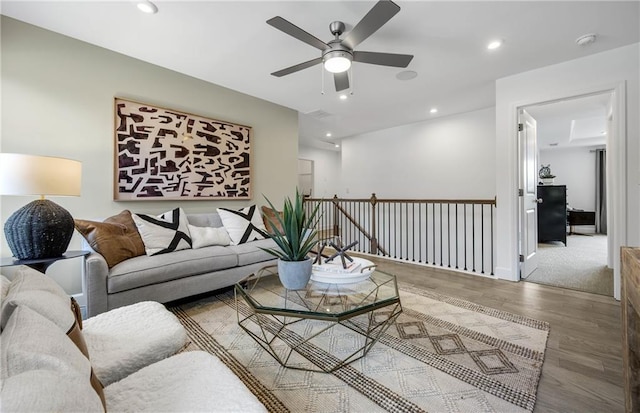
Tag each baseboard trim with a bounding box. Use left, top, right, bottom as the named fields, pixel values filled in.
left=494, top=266, right=517, bottom=281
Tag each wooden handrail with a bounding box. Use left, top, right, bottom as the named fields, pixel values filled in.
left=306, top=194, right=496, bottom=206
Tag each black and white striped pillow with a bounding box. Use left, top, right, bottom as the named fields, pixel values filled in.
left=132, top=208, right=192, bottom=256
left=217, top=205, right=268, bottom=245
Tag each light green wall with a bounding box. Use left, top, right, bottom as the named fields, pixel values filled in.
left=0, top=16, right=298, bottom=294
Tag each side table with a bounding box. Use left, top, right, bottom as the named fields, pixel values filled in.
left=0, top=250, right=90, bottom=274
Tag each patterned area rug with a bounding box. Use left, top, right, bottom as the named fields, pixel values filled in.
left=169, top=285, right=549, bottom=412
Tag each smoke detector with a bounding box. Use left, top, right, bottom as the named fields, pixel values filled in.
left=576, top=33, right=597, bottom=46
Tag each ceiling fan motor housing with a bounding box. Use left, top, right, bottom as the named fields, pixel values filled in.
left=323, top=40, right=353, bottom=63
left=329, top=21, right=346, bottom=36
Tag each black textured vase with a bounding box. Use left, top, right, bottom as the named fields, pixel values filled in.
left=4, top=199, right=75, bottom=260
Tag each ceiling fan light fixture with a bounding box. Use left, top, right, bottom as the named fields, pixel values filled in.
left=323, top=51, right=352, bottom=73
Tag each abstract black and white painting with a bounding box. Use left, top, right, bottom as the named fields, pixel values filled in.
left=114, top=98, right=251, bottom=200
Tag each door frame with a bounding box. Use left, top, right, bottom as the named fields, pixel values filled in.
left=513, top=82, right=626, bottom=299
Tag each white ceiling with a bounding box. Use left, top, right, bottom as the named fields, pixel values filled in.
left=2, top=1, right=639, bottom=150
left=526, top=92, right=611, bottom=151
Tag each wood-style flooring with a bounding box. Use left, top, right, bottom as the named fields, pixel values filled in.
left=367, top=256, right=624, bottom=413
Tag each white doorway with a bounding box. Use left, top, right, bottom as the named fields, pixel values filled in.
left=298, top=158, right=314, bottom=198
left=518, top=91, right=615, bottom=296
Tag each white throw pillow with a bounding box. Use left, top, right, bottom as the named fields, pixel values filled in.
left=132, top=208, right=192, bottom=256
left=187, top=225, right=231, bottom=249
left=217, top=205, right=268, bottom=245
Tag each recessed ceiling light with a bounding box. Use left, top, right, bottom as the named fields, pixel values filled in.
left=326, top=132, right=332, bottom=137
left=339, top=94, right=348, bottom=100
left=136, top=0, right=158, bottom=14
left=430, top=108, right=438, bottom=114
left=396, top=70, right=418, bottom=81
left=601, top=131, right=606, bottom=135
left=487, top=40, right=502, bottom=50
left=334, top=144, right=340, bottom=148
left=576, top=33, right=597, bottom=46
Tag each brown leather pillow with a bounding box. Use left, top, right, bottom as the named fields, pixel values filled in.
left=261, top=206, right=284, bottom=235
left=75, top=210, right=145, bottom=268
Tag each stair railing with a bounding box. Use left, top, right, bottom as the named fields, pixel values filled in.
left=305, top=194, right=497, bottom=276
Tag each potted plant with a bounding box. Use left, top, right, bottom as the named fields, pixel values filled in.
left=261, top=189, right=322, bottom=289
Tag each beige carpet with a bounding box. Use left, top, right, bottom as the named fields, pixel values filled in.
left=524, top=234, right=613, bottom=296
left=170, top=285, right=549, bottom=412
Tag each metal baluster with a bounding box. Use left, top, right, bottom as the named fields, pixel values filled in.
left=393, top=202, right=397, bottom=259
left=432, top=203, right=436, bottom=266
left=491, top=203, right=495, bottom=275
left=464, top=204, right=467, bottom=271
left=447, top=203, right=451, bottom=267
left=439, top=203, right=443, bottom=267
left=405, top=203, right=409, bottom=261
left=481, top=204, right=485, bottom=274
left=472, top=204, right=476, bottom=272
left=418, top=203, right=422, bottom=263
left=455, top=203, right=459, bottom=269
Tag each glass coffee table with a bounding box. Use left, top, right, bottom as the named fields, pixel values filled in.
left=234, top=265, right=402, bottom=373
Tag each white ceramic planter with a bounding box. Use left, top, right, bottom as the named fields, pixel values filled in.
left=277, top=258, right=313, bottom=290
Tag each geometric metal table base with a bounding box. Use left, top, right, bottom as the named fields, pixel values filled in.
left=235, top=265, right=402, bottom=373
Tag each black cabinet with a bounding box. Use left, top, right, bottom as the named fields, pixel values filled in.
left=537, top=185, right=567, bottom=245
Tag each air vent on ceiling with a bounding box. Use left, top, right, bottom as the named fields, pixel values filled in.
left=305, top=109, right=333, bottom=119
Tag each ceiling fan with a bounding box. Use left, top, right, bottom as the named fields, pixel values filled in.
left=267, top=0, right=414, bottom=92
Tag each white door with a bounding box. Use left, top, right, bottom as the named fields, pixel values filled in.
left=519, top=110, right=539, bottom=278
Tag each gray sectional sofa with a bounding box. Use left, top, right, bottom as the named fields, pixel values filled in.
left=83, top=212, right=277, bottom=317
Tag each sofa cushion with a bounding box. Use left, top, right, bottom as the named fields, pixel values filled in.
left=75, top=210, right=146, bottom=268
left=107, top=246, right=238, bottom=294
left=1, top=274, right=10, bottom=300
left=0, top=305, right=105, bottom=411
left=104, top=351, right=266, bottom=412
left=1, top=306, right=91, bottom=379
left=188, top=224, right=231, bottom=249
left=83, top=301, right=188, bottom=386
left=227, top=238, right=279, bottom=266
left=1, top=370, right=104, bottom=412
left=132, top=207, right=192, bottom=256
left=1, top=266, right=74, bottom=332
left=218, top=205, right=269, bottom=245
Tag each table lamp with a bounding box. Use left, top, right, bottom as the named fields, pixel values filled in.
left=0, top=153, right=82, bottom=260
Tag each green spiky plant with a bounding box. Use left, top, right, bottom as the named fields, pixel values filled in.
left=261, top=189, right=322, bottom=261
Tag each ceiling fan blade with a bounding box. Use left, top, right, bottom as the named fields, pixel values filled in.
left=342, top=0, right=400, bottom=49
left=334, top=72, right=350, bottom=92
left=271, top=57, right=323, bottom=77
left=353, top=51, right=413, bottom=67
left=267, top=16, right=329, bottom=51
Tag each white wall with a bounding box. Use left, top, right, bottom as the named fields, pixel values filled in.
left=1, top=17, right=298, bottom=295
left=339, top=107, right=496, bottom=199
left=495, top=43, right=639, bottom=299
left=297, top=146, right=341, bottom=199
left=539, top=147, right=596, bottom=211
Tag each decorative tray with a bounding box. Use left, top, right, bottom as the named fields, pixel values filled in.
left=310, top=257, right=375, bottom=284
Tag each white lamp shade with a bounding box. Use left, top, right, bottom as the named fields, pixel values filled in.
left=0, top=153, right=81, bottom=197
